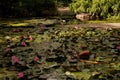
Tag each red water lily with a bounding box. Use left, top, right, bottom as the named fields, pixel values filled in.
left=21, top=41, right=27, bottom=46
left=17, top=72, right=24, bottom=78
left=12, top=55, right=19, bottom=65
left=34, top=56, right=39, bottom=62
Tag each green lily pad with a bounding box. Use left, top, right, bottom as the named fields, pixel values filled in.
left=72, top=71, right=91, bottom=80
left=0, top=68, right=17, bottom=80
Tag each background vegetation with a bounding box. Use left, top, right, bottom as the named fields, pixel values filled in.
left=69, top=0, right=120, bottom=20
left=0, top=0, right=57, bottom=18
left=0, top=0, right=120, bottom=20
left=0, top=0, right=72, bottom=18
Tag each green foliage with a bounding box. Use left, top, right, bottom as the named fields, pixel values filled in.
left=69, top=0, right=91, bottom=13
left=69, top=0, right=120, bottom=19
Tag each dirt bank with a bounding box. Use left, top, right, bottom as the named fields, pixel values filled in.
left=65, top=23, right=120, bottom=28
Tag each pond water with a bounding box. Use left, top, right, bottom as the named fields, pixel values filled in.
left=0, top=26, right=120, bottom=80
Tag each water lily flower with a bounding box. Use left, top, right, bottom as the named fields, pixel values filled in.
left=12, top=55, right=19, bottom=65
left=34, top=56, right=39, bottom=62
left=116, top=46, right=120, bottom=49
left=29, top=35, right=33, bottom=41
left=20, top=41, right=27, bottom=46
left=17, top=72, right=24, bottom=78
left=74, top=26, right=78, bottom=30
left=5, top=47, right=10, bottom=53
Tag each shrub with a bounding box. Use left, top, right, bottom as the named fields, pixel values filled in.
left=69, top=0, right=120, bottom=19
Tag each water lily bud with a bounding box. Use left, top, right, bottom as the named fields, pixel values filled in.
left=12, top=55, right=19, bottom=65
left=34, top=56, right=39, bottom=62
left=20, top=41, right=27, bottom=47
left=17, top=72, right=24, bottom=78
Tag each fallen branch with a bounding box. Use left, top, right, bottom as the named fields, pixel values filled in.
left=79, top=60, right=107, bottom=64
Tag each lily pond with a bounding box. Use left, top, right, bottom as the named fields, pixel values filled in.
left=0, top=21, right=120, bottom=80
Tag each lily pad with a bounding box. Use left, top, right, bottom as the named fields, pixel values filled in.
left=7, top=22, right=29, bottom=27
left=0, top=68, right=17, bottom=80
left=72, top=71, right=91, bottom=80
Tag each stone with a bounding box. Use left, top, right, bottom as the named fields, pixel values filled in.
left=76, top=13, right=90, bottom=21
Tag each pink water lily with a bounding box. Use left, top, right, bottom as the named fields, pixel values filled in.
left=116, top=46, right=120, bottom=49
left=12, top=56, right=19, bottom=65
left=29, top=35, right=33, bottom=41
left=17, top=72, right=24, bottom=78
left=34, top=56, right=39, bottom=62
left=21, top=41, right=27, bottom=46
left=74, top=26, right=78, bottom=30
